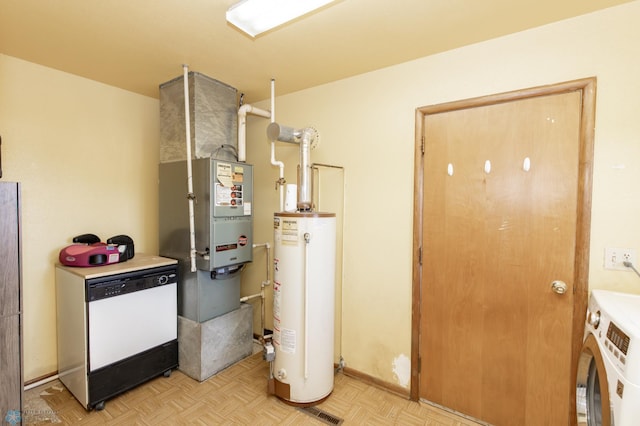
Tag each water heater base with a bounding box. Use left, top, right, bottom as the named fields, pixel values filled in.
left=269, top=378, right=333, bottom=407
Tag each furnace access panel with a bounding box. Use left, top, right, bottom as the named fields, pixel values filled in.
left=159, top=158, right=253, bottom=271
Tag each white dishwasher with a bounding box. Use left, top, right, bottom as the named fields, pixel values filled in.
left=56, top=254, right=178, bottom=410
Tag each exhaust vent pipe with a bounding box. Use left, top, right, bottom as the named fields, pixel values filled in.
left=267, top=123, right=318, bottom=211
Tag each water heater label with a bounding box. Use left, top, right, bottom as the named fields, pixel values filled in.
left=282, top=219, right=298, bottom=245
left=280, top=328, right=296, bottom=354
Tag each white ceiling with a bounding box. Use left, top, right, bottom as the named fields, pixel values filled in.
left=0, top=0, right=633, bottom=101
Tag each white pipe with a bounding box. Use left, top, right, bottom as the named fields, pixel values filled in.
left=256, top=242, right=271, bottom=342
left=240, top=293, right=262, bottom=303
left=271, top=79, right=276, bottom=124
left=238, top=104, right=271, bottom=162
left=268, top=80, right=286, bottom=211
left=183, top=64, right=197, bottom=273
left=271, top=143, right=285, bottom=211
left=240, top=243, right=272, bottom=343
left=253, top=240, right=272, bottom=293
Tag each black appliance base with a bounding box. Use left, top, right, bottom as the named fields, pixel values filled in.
left=88, top=340, right=178, bottom=410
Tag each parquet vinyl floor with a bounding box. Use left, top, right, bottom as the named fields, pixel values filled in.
left=23, top=353, right=482, bottom=425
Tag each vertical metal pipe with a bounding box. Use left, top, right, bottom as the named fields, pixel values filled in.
left=297, top=128, right=316, bottom=211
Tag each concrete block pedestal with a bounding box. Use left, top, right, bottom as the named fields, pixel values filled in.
left=178, top=303, right=253, bottom=381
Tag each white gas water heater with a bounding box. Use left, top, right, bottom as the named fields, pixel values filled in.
left=267, top=123, right=337, bottom=406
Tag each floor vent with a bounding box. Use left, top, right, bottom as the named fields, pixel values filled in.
left=297, top=406, right=344, bottom=425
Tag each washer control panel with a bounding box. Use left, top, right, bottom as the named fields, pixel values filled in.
left=587, top=294, right=633, bottom=372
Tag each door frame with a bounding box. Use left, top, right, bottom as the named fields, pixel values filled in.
left=410, top=78, right=597, bottom=414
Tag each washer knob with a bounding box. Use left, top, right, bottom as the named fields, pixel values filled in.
left=587, top=310, right=600, bottom=328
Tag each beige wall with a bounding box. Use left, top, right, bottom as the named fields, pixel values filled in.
left=244, top=1, right=640, bottom=389
left=0, top=55, right=160, bottom=381
left=2, top=1, right=640, bottom=388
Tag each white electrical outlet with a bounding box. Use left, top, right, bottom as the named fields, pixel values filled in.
left=604, top=247, right=638, bottom=270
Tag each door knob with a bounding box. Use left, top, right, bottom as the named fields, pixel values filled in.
left=551, top=280, right=568, bottom=295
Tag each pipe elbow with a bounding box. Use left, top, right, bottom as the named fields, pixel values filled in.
left=239, top=104, right=271, bottom=120
left=271, top=159, right=284, bottom=169
left=238, top=103, right=252, bottom=115
left=302, top=127, right=319, bottom=149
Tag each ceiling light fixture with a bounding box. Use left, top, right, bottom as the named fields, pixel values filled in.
left=226, top=0, right=335, bottom=37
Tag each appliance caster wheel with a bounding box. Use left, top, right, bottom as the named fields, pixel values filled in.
left=163, top=369, right=172, bottom=378
left=94, top=401, right=105, bottom=411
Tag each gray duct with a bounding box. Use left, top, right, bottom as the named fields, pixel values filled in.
left=159, top=72, right=238, bottom=163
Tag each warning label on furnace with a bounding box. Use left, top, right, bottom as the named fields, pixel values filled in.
left=216, top=162, right=233, bottom=187
left=232, top=166, right=244, bottom=183
left=215, top=183, right=243, bottom=207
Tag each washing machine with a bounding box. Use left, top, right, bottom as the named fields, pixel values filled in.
left=576, top=290, right=640, bottom=425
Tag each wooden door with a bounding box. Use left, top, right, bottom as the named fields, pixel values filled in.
left=0, top=182, right=23, bottom=424
left=411, top=79, right=596, bottom=425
